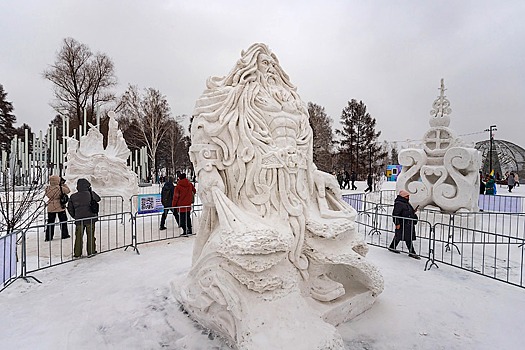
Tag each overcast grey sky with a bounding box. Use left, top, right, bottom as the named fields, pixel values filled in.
left=1, top=0, right=524, bottom=146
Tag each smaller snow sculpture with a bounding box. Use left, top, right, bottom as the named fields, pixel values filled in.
left=64, top=111, right=138, bottom=204
left=396, top=79, right=481, bottom=212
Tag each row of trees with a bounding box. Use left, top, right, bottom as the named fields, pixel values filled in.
left=1, top=37, right=403, bottom=182
left=1, top=38, right=191, bottom=180
left=308, top=99, right=400, bottom=179
left=39, top=38, right=191, bottom=179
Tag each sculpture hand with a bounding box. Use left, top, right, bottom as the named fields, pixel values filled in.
left=197, top=168, right=225, bottom=205
left=314, top=170, right=342, bottom=199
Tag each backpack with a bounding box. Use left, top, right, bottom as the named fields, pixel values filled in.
left=59, top=185, right=69, bottom=209
left=161, top=185, right=172, bottom=206
left=89, top=189, right=100, bottom=214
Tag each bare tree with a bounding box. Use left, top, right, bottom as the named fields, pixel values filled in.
left=43, top=37, right=117, bottom=130
left=157, top=117, right=189, bottom=175
left=0, top=167, right=46, bottom=237
left=307, top=102, right=334, bottom=172
left=118, top=85, right=171, bottom=180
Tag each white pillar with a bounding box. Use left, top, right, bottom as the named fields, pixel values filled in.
left=83, top=108, right=87, bottom=136
left=96, top=106, right=100, bottom=129
left=59, top=141, right=63, bottom=174
left=24, top=128, right=29, bottom=181
left=17, top=137, right=22, bottom=184
left=1, top=150, right=6, bottom=171
left=55, top=138, right=60, bottom=175
left=62, top=115, right=66, bottom=139
left=45, top=128, right=50, bottom=171
left=39, top=134, right=42, bottom=166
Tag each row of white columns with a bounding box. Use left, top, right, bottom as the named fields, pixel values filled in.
left=0, top=109, right=149, bottom=185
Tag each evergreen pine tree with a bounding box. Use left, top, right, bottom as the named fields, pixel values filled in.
left=337, top=99, right=386, bottom=178
left=0, top=84, right=17, bottom=152
left=308, top=102, right=334, bottom=172
left=390, top=143, right=399, bottom=164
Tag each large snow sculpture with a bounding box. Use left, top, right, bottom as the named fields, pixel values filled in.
left=396, top=79, right=481, bottom=212
left=64, top=111, right=138, bottom=203
left=177, top=43, right=383, bottom=349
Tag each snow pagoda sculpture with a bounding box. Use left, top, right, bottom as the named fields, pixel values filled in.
left=177, top=43, right=384, bottom=349
left=396, top=79, right=481, bottom=213
left=64, top=111, right=138, bottom=203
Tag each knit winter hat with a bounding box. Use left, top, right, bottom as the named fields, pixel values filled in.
left=399, top=190, right=410, bottom=198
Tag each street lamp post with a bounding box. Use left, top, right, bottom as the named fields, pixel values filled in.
left=484, top=125, right=497, bottom=176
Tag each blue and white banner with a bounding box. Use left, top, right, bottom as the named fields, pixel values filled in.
left=342, top=193, right=364, bottom=212
left=1, top=233, right=17, bottom=286
left=137, top=194, right=164, bottom=214
left=478, top=194, right=522, bottom=213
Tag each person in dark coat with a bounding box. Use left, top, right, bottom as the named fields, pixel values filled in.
left=160, top=176, right=177, bottom=230
left=343, top=170, right=350, bottom=190
left=336, top=171, right=344, bottom=189
left=44, top=175, right=71, bottom=241
left=485, top=176, right=496, bottom=195
left=479, top=173, right=486, bottom=195
left=172, top=173, right=196, bottom=236
left=388, top=190, right=420, bottom=259
left=364, top=173, right=373, bottom=193
left=67, top=178, right=101, bottom=257
left=351, top=170, right=357, bottom=190
left=507, top=172, right=515, bottom=192
left=479, top=178, right=486, bottom=195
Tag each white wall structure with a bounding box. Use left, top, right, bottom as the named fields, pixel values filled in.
left=175, top=43, right=384, bottom=349
left=64, top=111, right=138, bottom=202
left=397, top=79, right=481, bottom=213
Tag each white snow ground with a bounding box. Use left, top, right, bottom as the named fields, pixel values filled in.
left=1, top=235, right=525, bottom=349
left=1, top=181, right=525, bottom=349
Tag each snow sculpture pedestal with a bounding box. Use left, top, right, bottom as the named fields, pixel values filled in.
left=175, top=43, right=383, bottom=349
left=397, top=79, right=481, bottom=213
left=64, top=111, right=138, bottom=205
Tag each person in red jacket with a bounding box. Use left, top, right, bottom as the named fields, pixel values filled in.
left=172, top=173, right=196, bottom=236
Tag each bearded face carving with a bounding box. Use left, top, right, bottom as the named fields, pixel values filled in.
left=177, top=43, right=383, bottom=350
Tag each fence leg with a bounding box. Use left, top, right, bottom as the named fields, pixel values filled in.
left=124, top=213, right=140, bottom=255
left=367, top=204, right=382, bottom=236
left=444, top=215, right=461, bottom=254
left=424, top=225, right=439, bottom=271
left=19, top=230, right=41, bottom=284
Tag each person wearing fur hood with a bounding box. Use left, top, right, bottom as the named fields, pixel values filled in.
left=67, top=178, right=101, bottom=258
left=44, top=174, right=71, bottom=241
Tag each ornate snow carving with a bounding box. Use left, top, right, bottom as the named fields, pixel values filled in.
left=397, top=79, right=481, bottom=212
left=176, top=43, right=384, bottom=349
left=64, top=111, right=138, bottom=204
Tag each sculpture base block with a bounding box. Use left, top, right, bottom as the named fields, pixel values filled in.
left=306, top=288, right=378, bottom=326
left=172, top=276, right=378, bottom=350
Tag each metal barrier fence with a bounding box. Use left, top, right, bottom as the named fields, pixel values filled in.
left=0, top=232, right=17, bottom=290
left=343, top=192, right=525, bottom=288
left=355, top=189, right=525, bottom=213
left=99, top=195, right=125, bottom=218
left=132, top=204, right=203, bottom=248
left=1, top=201, right=205, bottom=292
left=3, top=190, right=525, bottom=292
